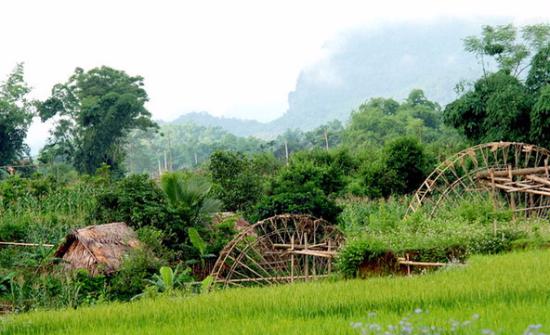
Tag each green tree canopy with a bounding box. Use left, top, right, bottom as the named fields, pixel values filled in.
left=361, top=137, right=431, bottom=198
left=463, top=23, right=550, bottom=77
left=343, top=90, right=453, bottom=150
left=208, top=150, right=263, bottom=212
left=530, top=85, right=550, bottom=149
left=444, top=71, right=531, bottom=143
left=0, top=64, right=33, bottom=166
left=525, top=44, right=550, bottom=95
left=445, top=25, right=550, bottom=147
left=38, top=66, right=157, bottom=175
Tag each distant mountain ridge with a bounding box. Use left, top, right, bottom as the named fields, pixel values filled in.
left=169, top=20, right=492, bottom=138
left=171, top=112, right=269, bottom=137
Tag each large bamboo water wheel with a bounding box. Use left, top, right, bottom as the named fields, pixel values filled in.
left=210, top=214, right=343, bottom=288
left=408, top=142, right=550, bottom=217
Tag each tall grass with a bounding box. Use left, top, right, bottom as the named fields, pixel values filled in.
left=2, top=250, right=550, bottom=334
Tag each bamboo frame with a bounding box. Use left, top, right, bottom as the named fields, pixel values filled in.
left=407, top=142, right=550, bottom=218
left=210, top=214, right=343, bottom=288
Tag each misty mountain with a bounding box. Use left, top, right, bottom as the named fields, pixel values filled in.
left=172, top=20, right=487, bottom=137
left=171, top=112, right=269, bottom=137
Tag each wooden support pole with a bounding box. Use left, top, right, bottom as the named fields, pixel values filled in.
left=477, top=166, right=550, bottom=179
left=509, top=165, right=516, bottom=219
left=525, top=174, right=550, bottom=187
left=290, top=235, right=295, bottom=283
left=0, top=241, right=54, bottom=247
left=327, top=240, right=332, bottom=274
left=397, top=258, right=447, bottom=267
left=304, top=232, right=308, bottom=281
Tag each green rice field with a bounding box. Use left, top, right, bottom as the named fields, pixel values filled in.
left=2, top=249, right=550, bottom=335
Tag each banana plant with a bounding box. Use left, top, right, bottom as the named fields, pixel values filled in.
left=146, top=265, right=192, bottom=293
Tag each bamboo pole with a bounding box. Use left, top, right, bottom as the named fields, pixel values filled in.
left=304, top=232, right=308, bottom=281
left=477, top=166, right=550, bottom=178
left=0, top=242, right=54, bottom=247
left=525, top=174, right=550, bottom=187
left=508, top=166, right=516, bottom=218
left=397, top=258, right=446, bottom=267
left=290, top=235, right=294, bottom=283
left=288, top=250, right=336, bottom=258
left=327, top=240, right=332, bottom=274
left=491, top=182, right=550, bottom=197
left=221, top=274, right=330, bottom=284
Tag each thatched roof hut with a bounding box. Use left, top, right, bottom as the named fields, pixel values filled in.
left=54, top=222, right=140, bottom=275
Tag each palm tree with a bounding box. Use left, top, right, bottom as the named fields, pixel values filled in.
left=160, top=172, right=221, bottom=226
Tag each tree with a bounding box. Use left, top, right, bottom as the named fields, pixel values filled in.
left=343, top=91, right=448, bottom=149
left=250, top=160, right=343, bottom=222
left=445, top=26, right=550, bottom=146
left=208, top=151, right=262, bottom=212
left=463, top=23, right=549, bottom=77
left=525, top=44, right=550, bottom=95
left=0, top=64, right=33, bottom=166
left=530, top=85, right=550, bottom=149
left=361, top=137, right=430, bottom=197
left=444, top=71, right=531, bottom=143
left=38, top=66, right=157, bottom=175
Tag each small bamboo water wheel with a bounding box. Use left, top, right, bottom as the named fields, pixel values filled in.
left=210, top=214, right=343, bottom=288
left=408, top=142, right=550, bottom=217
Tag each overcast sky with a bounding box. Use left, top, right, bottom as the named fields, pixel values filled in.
left=0, top=0, right=549, bottom=152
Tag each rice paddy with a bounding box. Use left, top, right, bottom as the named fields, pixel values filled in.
left=2, top=249, right=550, bottom=334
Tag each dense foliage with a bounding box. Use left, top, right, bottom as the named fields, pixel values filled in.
left=0, top=64, right=33, bottom=167
left=38, top=66, right=157, bottom=175
left=444, top=24, right=550, bottom=146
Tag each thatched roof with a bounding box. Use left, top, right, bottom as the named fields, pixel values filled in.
left=54, top=222, right=140, bottom=275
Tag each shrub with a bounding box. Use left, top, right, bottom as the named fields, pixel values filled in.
left=94, top=174, right=173, bottom=230
left=108, top=248, right=164, bottom=301
left=361, top=137, right=431, bottom=198
left=249, top=160, right=343, bottom=222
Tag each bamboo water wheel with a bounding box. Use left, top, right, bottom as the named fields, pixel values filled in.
left=408, top=142, right=550, bottom=217
left=210, top=214, right=343, bottom=288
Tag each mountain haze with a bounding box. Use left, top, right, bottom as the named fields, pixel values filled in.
left=173, top=20, right=486, bottom=137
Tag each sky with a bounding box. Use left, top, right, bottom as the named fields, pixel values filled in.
left=0, top=0, right=549, bottom=153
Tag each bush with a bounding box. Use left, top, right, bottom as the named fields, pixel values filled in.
left=108, top=248, right=164, bottom=301
left=361, top=137, right=431, bottom=198
left=336, top=238, right=389, bottom=278
left=249, top=160, right=343, bottom=222
left=252, top=187, right=341, bottom=222
left=94, top=174, right=173, bottom=230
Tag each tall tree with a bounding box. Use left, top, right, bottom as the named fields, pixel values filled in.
left=463, top=23, right=549, bottom=77
left=208, top=151, right=262, bottom=212
left=0, top=64, right=34, bottom=166
left=530, top=85, right=550, bottom=149
left=38, top=66, right=157, bottom=174
left=444, top=71, right=531, bottom=143
left=444, top=24, right=550, bottom=146
left=525, top=44, right=550, bottom=95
